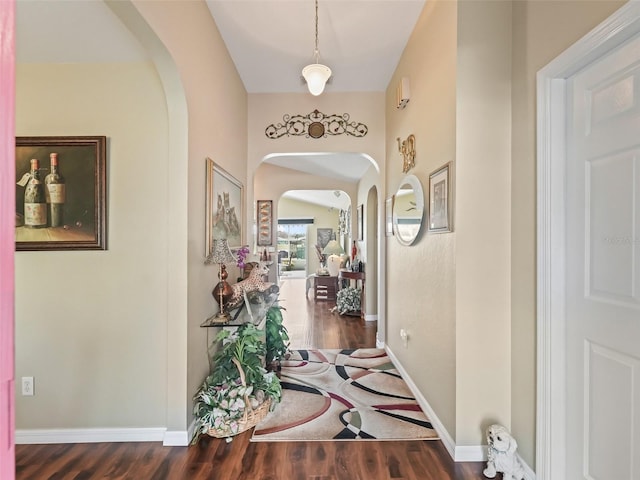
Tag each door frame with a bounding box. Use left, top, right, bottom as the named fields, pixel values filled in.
left=0, top=0, right=15, bottom=478
left=536, top=3, right=640, bottom=478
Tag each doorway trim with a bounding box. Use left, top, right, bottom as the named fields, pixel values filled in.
left=536, top=3, right=640, bottom=478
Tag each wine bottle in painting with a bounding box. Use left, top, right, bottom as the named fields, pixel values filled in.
left=24, top=158, right=47, bottom=228
left=45, top=152, right=65, bottom=227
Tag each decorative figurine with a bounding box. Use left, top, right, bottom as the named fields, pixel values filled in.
left=226, top=261, right=278, bottom=310
left=397, top=134, right=416, bottom=173
left=483, top=424, right=525, bottom=480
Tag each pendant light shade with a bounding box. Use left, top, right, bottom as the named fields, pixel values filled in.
left=302, top=0, right=331, bottom=96
left=302, top=63, right=332, bottom=96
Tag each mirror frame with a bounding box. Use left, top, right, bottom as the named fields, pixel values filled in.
left=392, top=174, right=425, bottom=246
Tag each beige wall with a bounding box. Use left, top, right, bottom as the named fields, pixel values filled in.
left=455, top=0, right=513, bottom=447
left=15, top=62, right=169, bottom=428
left=15, top=0, right=248, bottom=440
left=510, top=0, right=625, bottom=466
left=133, top=0, right=248, bottom=433
left=384, top=0, right=625, bottom=463
left=385, top=0, right=458, bottom=438
left=359, top=165, right=381, bottom=320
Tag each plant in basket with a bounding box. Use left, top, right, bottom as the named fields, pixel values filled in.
left=192, top=324, right=282, bottom=443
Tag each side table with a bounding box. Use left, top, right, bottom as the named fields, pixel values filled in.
left=314, top=275, right=338, bottom=301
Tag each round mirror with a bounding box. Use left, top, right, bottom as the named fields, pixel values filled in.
left=392, top=174, right=424, bottom=246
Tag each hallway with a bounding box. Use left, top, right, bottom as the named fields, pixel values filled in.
left=277, top=277, right=377, bottom=350
left=15, top=279, right=486, bottom=479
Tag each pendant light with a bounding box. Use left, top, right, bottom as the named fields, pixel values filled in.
left=302, top=0, right=331, bottom=96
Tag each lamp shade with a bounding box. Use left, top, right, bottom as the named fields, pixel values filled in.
left=302, top=63, right=332, bottom=96
left=322, top=239, right=344, bottom=256
left=206, top=238, right=237, bottom=265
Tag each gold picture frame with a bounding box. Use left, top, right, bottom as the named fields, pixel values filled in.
left=205, top=158, right=244, bottom=256
left=256, top=200, right=273, bottom=246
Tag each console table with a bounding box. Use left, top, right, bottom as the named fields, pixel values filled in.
left=338, top=270, right=365, bottom=318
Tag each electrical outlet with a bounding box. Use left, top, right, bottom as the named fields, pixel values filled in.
left=21, top=376, right=34, bottom=396
left=400, top=329, right=409, bottom=348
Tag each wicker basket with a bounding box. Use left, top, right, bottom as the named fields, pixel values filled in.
left=206, top=357, right=271, bottom=438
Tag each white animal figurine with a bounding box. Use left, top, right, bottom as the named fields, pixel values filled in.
left=483, top=424, right=525, bottom=480
left=226, top=261, right=277, bottom=310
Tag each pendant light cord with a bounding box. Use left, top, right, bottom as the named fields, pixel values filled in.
left=313, top=0, right=320, bottom=63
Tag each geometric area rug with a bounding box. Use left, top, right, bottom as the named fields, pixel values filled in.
left=251, top=348, right=439, bottom=442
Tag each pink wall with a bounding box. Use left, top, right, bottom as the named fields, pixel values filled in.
left=0, top=0, right=15, bottom=478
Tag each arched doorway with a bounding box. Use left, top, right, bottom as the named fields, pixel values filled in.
left=253, top=152, right=384, bottom=346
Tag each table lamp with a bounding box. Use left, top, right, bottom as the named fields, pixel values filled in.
left=206, top=238, right=238, bottom=324
left=323, top=240, right=345, bottom=277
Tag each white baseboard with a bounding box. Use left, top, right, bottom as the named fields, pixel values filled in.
left=385, top=345, right=537, bottom=478
left=384, top=345, right=458, bottom=460
left=16, top=427, right=167, bottom=444
left=364, top=314, right=378, bottom=322
left=519, top=453, right=536, bottom=480
left=163, top=429, right=190, bottom=447
left=162, top=418, right=195, bottom=446
left=454, top=445, right=486, bottom=462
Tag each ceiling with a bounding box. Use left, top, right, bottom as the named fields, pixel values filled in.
left=204, top=0, right=425, bottom=94
left=205, top=0, right=424, bottom=189
left=16, top=0, right=422, bottom=202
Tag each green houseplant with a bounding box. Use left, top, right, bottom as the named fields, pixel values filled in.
left=192, top=323, right=281, bottom=443
left=265, top=306, right=290, bottom=372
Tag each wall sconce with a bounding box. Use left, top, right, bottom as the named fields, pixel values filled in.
left=396, top=77, right=410, bottom=109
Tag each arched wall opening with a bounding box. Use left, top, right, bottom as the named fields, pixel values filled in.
left=253, top=152, right=386, bottom=344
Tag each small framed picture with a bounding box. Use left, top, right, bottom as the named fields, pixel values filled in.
left=357, top=204, right=364, bottom=241
left=256, top=200, right=273, bottom=246
left=385, top=196, right=394, bottom=236
left=316, top=227, right=333, bottom=249
left=428, top=163, right=452, bottom=233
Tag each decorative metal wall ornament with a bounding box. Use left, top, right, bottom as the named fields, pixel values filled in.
left=397, top=134, right=416, bottom=173
left=265, top=109, right=368, bottom=139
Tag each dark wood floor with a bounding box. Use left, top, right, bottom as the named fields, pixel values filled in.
left=15, top=278, right=485, bottom=480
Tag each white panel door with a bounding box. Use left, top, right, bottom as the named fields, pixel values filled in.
left=566, top=33, right=640, bottom=480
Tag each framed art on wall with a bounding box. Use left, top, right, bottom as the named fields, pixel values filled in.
left=357, top=204, right=364, bottom=241
left=316, top=228, right=333, bottom=249
left=206, top=158, right=244, bottom=255
left=15, top=136, right=107, bottom=251
left=385, top=196, right=395, bottom=236
left=257, top=200, right=273, bottom=246
left=428, top=162, right=452, bottom=233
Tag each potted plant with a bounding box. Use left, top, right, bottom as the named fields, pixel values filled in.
left=192, top=323, right=282, bottom=443
left=264, top=306, right=290, bottom=374
left=335, top=286, right=361, bottom=315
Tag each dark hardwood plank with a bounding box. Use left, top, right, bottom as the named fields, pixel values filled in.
left=16, top=277, right=485, bottom=479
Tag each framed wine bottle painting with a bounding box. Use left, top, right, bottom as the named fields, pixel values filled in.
left=15, top=136, right=107, bottom=251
